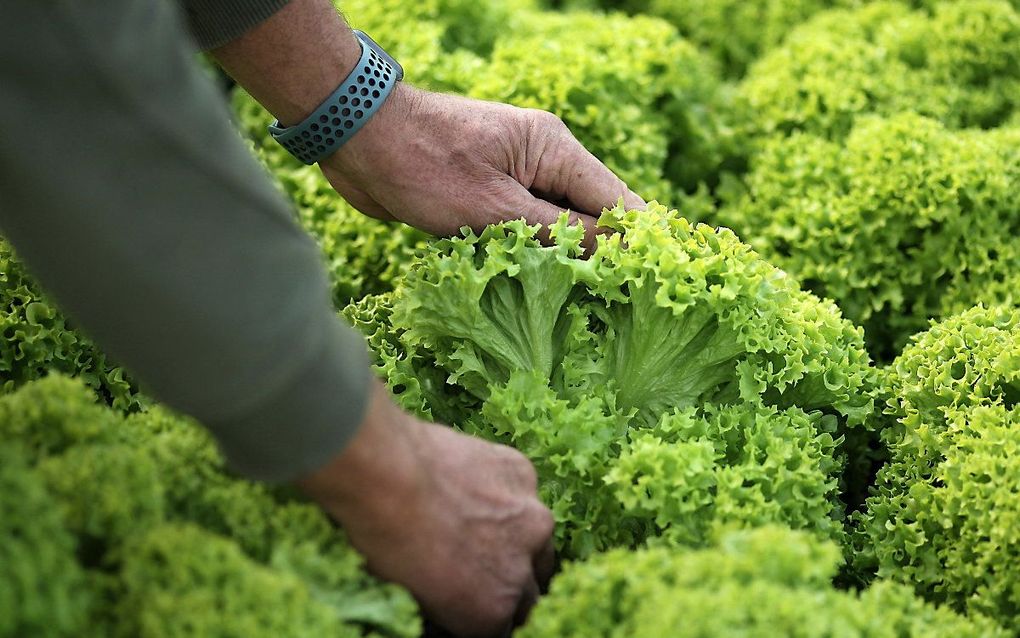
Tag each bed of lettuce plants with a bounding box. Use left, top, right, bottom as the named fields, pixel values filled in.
left=2, top=0, right=1019, bottom=636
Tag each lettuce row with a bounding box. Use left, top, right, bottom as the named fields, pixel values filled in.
left=340, top=0, right=539, bottom=62
left=719, top=113, right=1020, bottom=359
left=0, top=376, right=420, bottom=638
left=115, top=524, right=348, bottom=638
left=0, top=443, right=91, bottom=638
left=469, top=11, right=737, bottom=199
left=632, top=0, right=844, bottom=78
left=853, top=305, right=1020, bottom=629
left=737, top=0, right=1020, bottom=143
left=546, top=0, right=850, bottom=78
left=606, top=403, right=843, bottom=548
left=348, top=202, right=876, bottom=557
left=519, top=526, right=1006, bottom=637
left=344, top=0, right=740, bottom=196
left=0, top=241, right=143, bottom=408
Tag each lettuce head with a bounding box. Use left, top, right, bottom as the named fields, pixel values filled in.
left=347, top=202, right=876, bottom=556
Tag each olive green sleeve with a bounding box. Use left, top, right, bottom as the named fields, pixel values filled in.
left=0, top=0, right=370, bottom=481
left=180, top=0, right=293, bottom=50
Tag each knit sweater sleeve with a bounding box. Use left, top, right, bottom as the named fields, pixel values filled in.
left=0, top=0, right=370, bottom=481
left=180, top=0, right=293, bottom=49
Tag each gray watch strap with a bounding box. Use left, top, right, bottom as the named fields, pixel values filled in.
left=268, top=30, right=403, bottom=165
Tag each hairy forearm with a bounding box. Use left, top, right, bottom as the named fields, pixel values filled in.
left=181, top=0, right=292, bottom=50
left=211, top=0, right=361, bottom=126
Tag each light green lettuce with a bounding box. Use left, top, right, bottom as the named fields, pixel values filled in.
left=348, top=202, right=876, bottom=556
left=719, top=113, right=1020, bottom=359
left=854, top=305, right=1020, bottom=628
left=469, top=10, right=735, bottom=199
left=0, top=376, right=421, bottom=638
left=737, top=0, right=1020, bottom=142
left=519, top=526, right=1007, bottom=637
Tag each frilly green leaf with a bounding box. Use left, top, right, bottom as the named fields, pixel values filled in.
left=350, top=202, right=877, bottom=556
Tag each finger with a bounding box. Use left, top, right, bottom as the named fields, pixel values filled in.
left=512, top=576, right=541, bottom=629
left=543, top=132, right=646, bottom=216
left=524, top=501, right=556, bottom=593
left=499, top=178, right=601, bottom=252
left=420, top=619, right=458, bottom=638
left=532, top=535, right=556, bottom=594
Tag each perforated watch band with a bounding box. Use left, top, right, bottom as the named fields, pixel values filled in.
left=268, top=30, right=403, bottom=165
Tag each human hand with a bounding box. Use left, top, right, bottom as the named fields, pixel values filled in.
left=211, top=0, right=641, bottom=246
left=296, top=379, right=555, bottom=638
left=319, top=84, right=645, bottom=247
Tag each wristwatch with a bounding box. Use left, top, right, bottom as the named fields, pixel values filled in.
left=268, top=30, right=403, bottom=165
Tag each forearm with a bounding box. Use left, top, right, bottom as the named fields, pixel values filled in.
left=205, top=0, right=642, bottom=243
left=180, top=0, right=292, bottom=50
left=0, top=0, right=368, bottom=481
left=211, top=0, right=362, bottom=126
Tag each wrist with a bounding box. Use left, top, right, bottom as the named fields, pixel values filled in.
left=273, top=30, right=362, bottom=127
left=265, top=30, right=407, bottom=165
left=211, top=0, right=362, bottom=127
left=320, top=83, right=423, bottom=176
left=295, top=379, right=428, bottom=526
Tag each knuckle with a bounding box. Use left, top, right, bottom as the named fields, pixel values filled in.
left=475, top=593, right=518, bottom=629
left=497, top=440, right=530, bottom=466
left=528, top=108, right=567, bottom=133
left=488, top=443, right=539, bottom=491
left=523, top=464, right=540, bottom=491
left=538, top=503, right=555, bottom=530
left=510, top=453, right=540, bottom=491
left=448, top=134, right=479, bottom=168
left=530, top=503, right=555, bottom=538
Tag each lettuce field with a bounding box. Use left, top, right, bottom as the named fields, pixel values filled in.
left=2, top=0, right=1019, bottom=636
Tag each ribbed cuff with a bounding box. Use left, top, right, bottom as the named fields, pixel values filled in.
left=210, top=321, right=372, bottom=482
left=182, top=0, right=293, bottom=50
